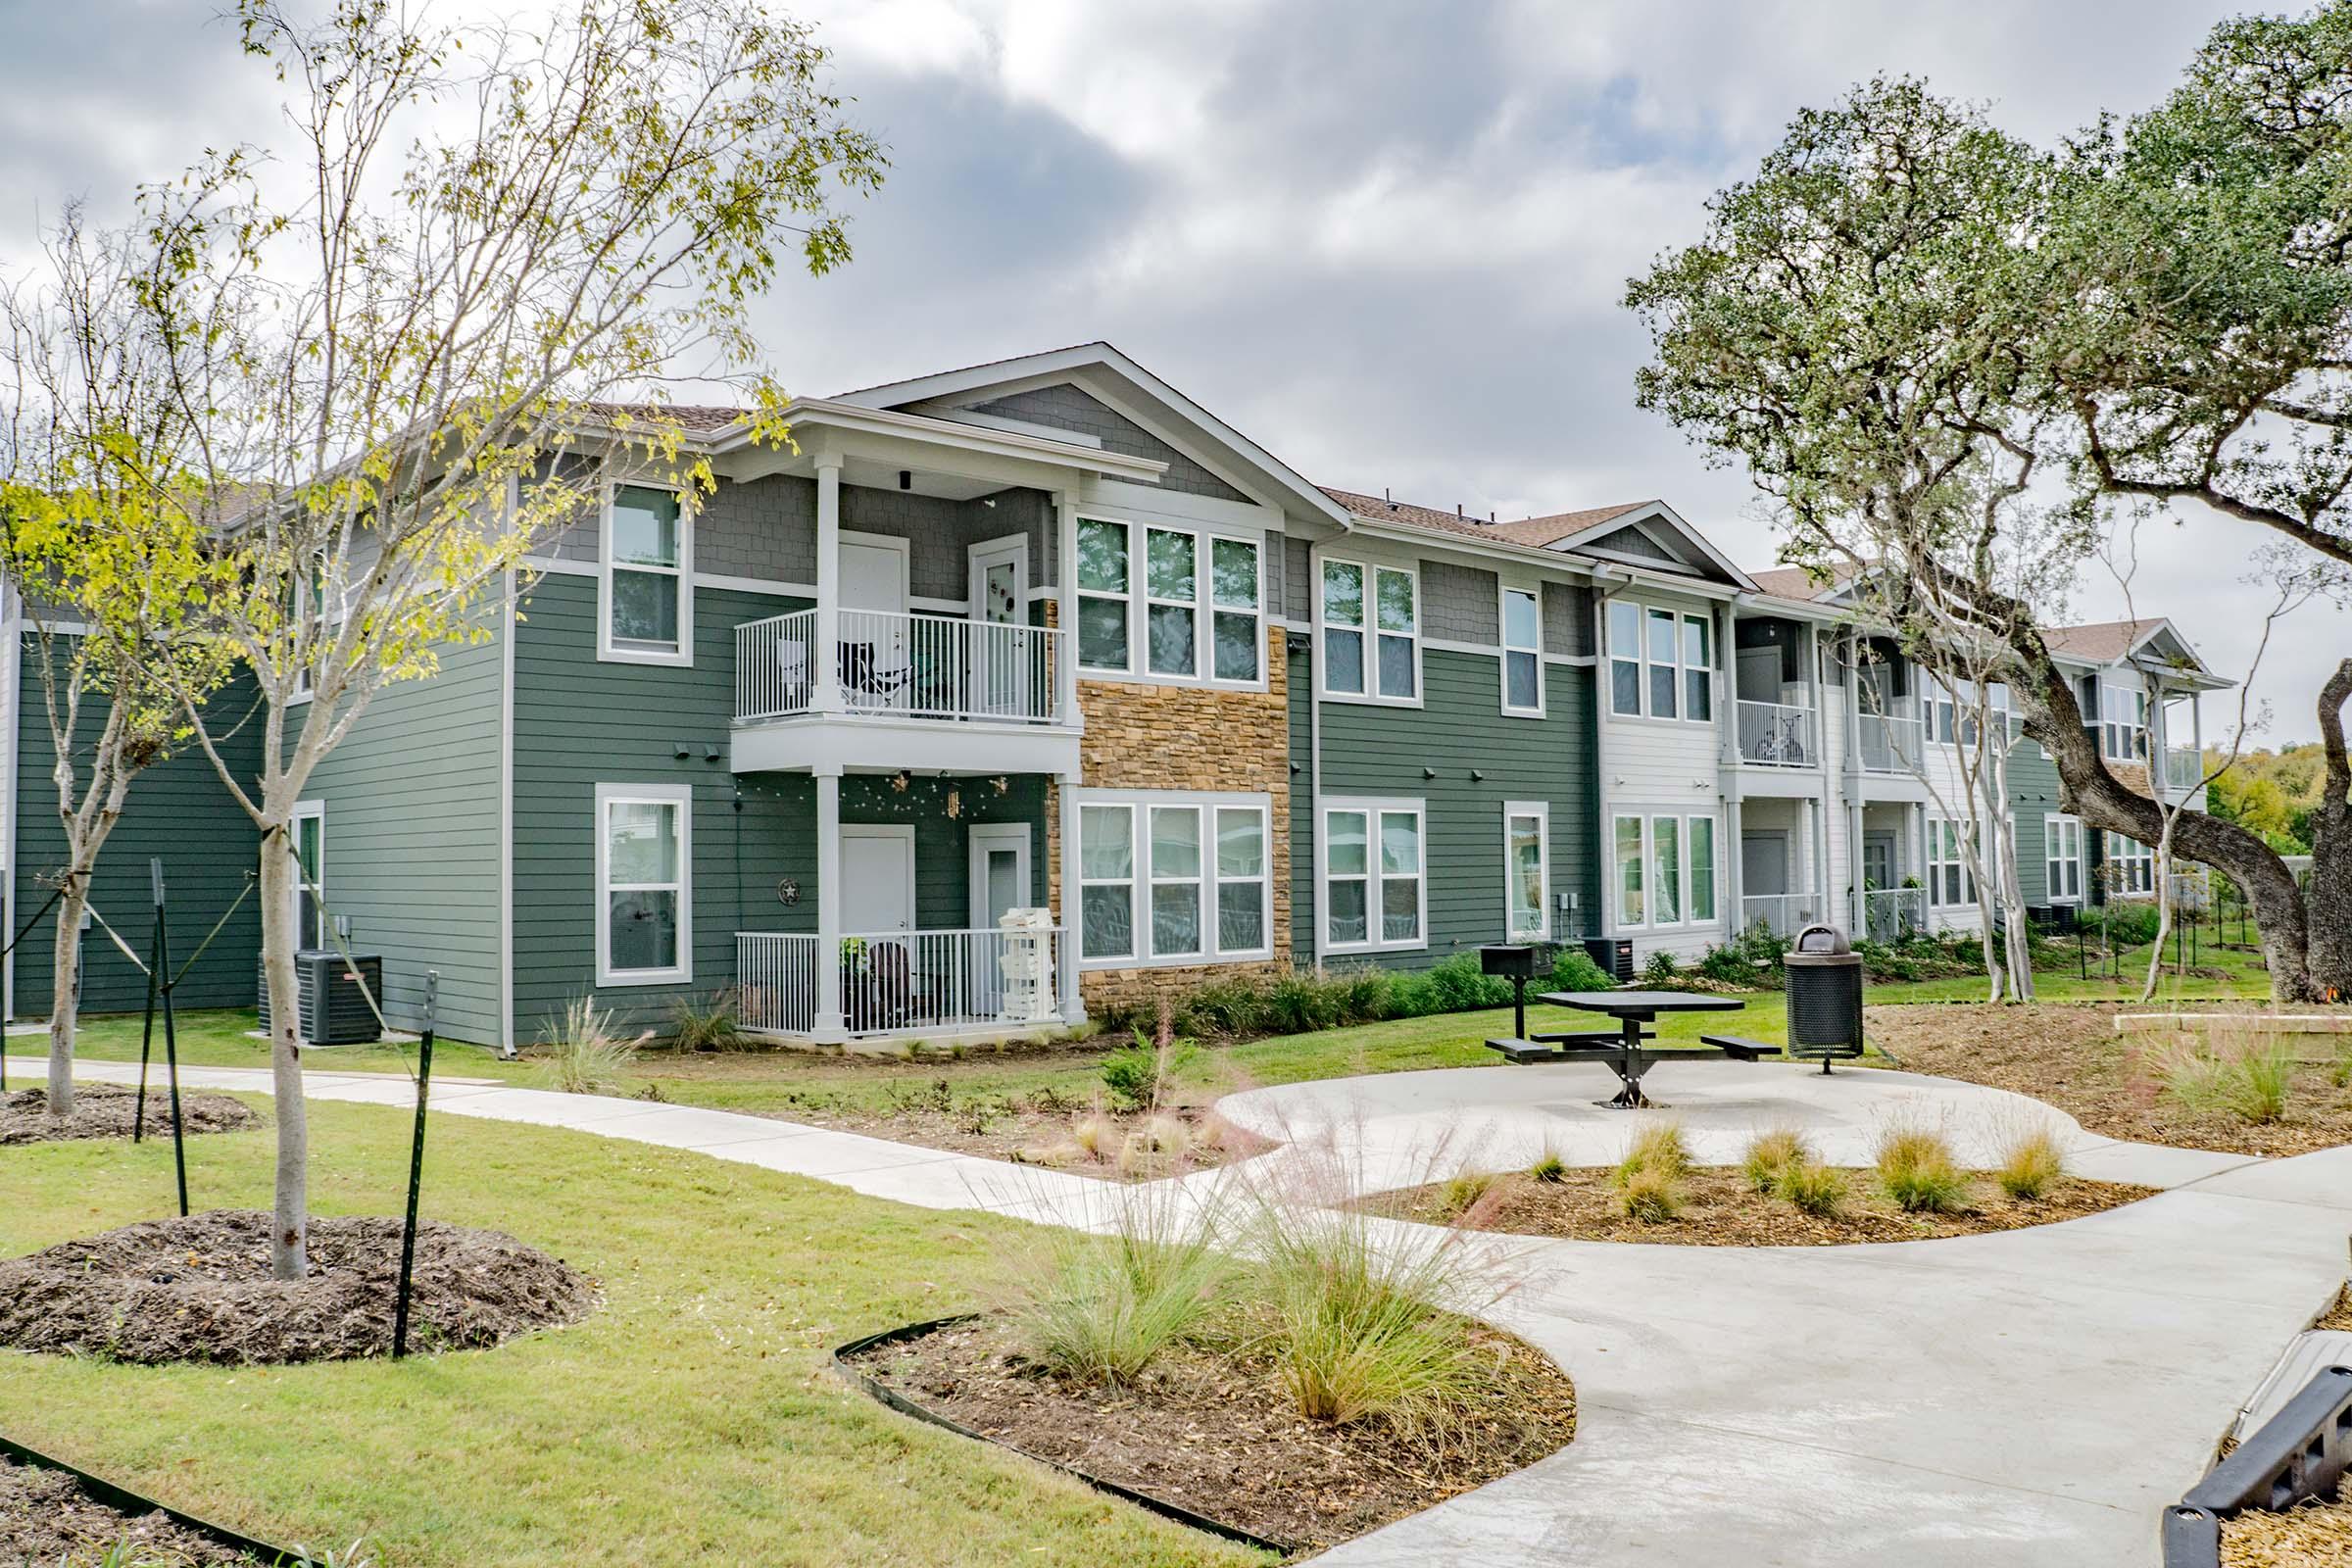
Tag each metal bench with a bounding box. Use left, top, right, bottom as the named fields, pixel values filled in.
left=1698, top=1034, right=1783, bottom=1061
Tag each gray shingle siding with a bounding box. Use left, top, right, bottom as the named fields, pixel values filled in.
left=971, top=383, right=1251, bottom=505
left=1543, top=581, right=1593, bottom=658
left=1585, top=525, right=1675, bottom=563
left=700, top=474, right=815, bottom=583
left=1284, top=537, right=1313, bottom=623
left=1422, top=561, right=1498, bottom=643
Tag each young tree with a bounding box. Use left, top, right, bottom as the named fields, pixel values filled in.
left=0, top=210, right=224, bottom=1116
left=1626, top=58, right=2348, bottom=1001
left=136, top=0, right=883, bottom=1277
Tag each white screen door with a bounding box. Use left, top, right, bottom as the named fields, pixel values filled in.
left=839, top=537, right=909, bottom=710
left=967, top=536, right=1029, bottom=718
left=967, top=823, right=1030, bottom=1014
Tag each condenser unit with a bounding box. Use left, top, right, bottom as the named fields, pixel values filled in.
left=255, top=951, right=384, bottom=1046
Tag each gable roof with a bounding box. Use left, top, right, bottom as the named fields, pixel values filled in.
left=829, top=342, right=1353, bottom=528
left=1322, top=487, right=1755, bottom=588
left=2043, top=618, right=2166, bottom=664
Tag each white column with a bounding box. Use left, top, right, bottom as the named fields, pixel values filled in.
left=813, top=456, right=845, bottom=714
left=1054, top=491, right=1081, bottom=728
left=1725, top=794, right=1744, bottom=932
left=1056, top=768, right=1084, bottom=1025
left=812, top=765, right=846, bottom=1041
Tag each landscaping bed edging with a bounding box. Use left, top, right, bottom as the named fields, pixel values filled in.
left=2163, top=1362, right=2352, bottom=1567
left=0, top=1433, right=304, bottom=1565
left=831, top=1314, right=1290, bottom=1556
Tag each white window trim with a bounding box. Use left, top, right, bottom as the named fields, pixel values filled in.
left=1207, top=535, right=1264, bottom=685
left=1148, top=803, right=1205, bottom=958
left=1926, top=815, right=1978, bottom=907
left=1605, top=600, right=1714, bottom=724
left=595, top=781, right=693, bottom=985
left=1503, top=801, right=1550, bottom=941
left=1318, top=557, right=1423, bottom=708
left=290, top=800, right=325, bottom=950
left=2045, top=812, right=2083, bottom=906
left=598, top=481, right=694, bottom=667
left=1320, top=796, right=1426, bottom=955
left=2108, top=831, right=2156, bottom=897
left=1074, top=513, right=1266, bottom=692
left=1499, top=584, right=1544, bottom=718
left=1611, top=809, right=1720, bottom=931
left=2101, top=684, right=2149, bottom=763
left=1075, top=788, right=1273, bottom=969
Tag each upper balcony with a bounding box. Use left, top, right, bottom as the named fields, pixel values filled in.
left=1856, top=712, right=1925, bottom=775
left=1735, top=700, right=1819, bottom=768
left=2163, top=745, right=2203, bottom=795
left=732, top=607, right=1079, bottom=775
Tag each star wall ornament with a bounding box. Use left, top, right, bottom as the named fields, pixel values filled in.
left=946, top=789, right=962, bottom=819
left=992, top=776, right=1009, bottom=795
left=891, top=769, right=910, bottom=794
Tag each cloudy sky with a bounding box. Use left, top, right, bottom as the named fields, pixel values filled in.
left=4, top=0, right=2336, bottom=742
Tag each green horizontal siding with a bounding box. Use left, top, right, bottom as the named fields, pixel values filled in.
left=11, top=644, right=262, bottom=1017
left=1303, top=647, right=1597, bottom=970
left=2007, top=737, right=2062, bottom=906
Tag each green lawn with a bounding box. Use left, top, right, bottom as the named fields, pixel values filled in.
left=0, top=1101, right=1262, bottom=1568
left=16, top=935, right=2275, bottom=1128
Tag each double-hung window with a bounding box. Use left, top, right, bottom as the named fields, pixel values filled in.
left=1607, top=601, right=1712, bottom=721
left=1927, top=689, right=1960, bottom=746
left=1613, top=811, right=1719, bottom=929
left=2045, top=814, right=2083, bottom=904
left=1078, top=792, right=1271, bottom=965
left=1927, top=817, right=1975, bottom=906
left=597, top=783, right=690, bottom=983
left=1322, top=800, right=1423, bottom=952
left=2101, top=686, right=2149, bottom=762
left=1075, top=518, right=1259, bottom=686
left=2108, top=833, right=2155, bottom=896
left=1076, top=519, right=1131, bottom=672
left=290, top=802, right=325, bottom=949
left=1322, top=560, right=1417, bottom=702
left=602, top=484, right=690, bottom=663
left=1500, top=587, right=1543, bottom=715
left=1504, top=803, right=1549, bottom=940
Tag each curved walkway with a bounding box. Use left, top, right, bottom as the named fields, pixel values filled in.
left=20, top=1054, right=2352, bottom=1568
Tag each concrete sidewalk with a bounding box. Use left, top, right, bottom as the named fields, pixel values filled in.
left=17, top=1054, right=2350, bottom=1567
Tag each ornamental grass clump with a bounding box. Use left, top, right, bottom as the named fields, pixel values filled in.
left=1994, top=1126, right=2068, bottom=1201
left=1875, top=1125, right=1969, bottom=1214
left=536, top=994, right=647, bottom=1095
left=1773, top=1159, right=1849, bottom=1217
left=2146, top=1032, right=2299, bottom=1125
left=1616, top=1164, right=1684, bottom=1223
left=1613, top=1120, right=1691, bottom=1187
left=1437, top=1169, right=1498, bottom=1218
left=1527, top=1149, right=1567, bottom=1183
left=1740, top=1126, right=1811, bottom=1194
left=1017, top=1189, right=1228, bottom=1386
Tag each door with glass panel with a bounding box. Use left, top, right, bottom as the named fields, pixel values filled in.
left=966, top=824, right=1030, bottom=1014
left=967, top=538, right=1028, bottom=718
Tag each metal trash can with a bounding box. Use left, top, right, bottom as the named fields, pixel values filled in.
left=1783, top=924, right=1864, bottom=1072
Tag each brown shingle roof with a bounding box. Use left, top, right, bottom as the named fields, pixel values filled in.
left=584, top=401, right=747, bottom=432
left=2043, top=618, right=2166, bottom=663
left=1745, top=564, right=1862, bottom=603
left=1320, top=486, right=1652, bottom=549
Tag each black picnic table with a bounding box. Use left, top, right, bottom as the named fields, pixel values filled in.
left=1485, top=990, right=1776, bottom=1108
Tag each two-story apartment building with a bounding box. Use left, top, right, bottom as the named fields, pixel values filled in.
left=0, top=343, right=2231, bottom=1048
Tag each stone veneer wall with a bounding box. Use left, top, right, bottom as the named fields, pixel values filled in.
left=1047, top=618, right=1293, bottom=1015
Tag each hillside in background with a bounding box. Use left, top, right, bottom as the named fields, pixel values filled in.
left=2203, top=744, right=2338, bottom=855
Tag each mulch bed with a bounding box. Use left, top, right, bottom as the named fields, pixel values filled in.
left=0, top=1081, right=258, bottom=1146
left=1870, top=1003, right=2352, bottom=1157
left=763, top=1090, right=1274, bottom=1182
left=1362, top=1165, right=2155, bottom=1247
left=2317, top=1285, right=2352, bottom=1332
left=2221, top=1494, right=2352, bottom=1566
left=847, top=1312, right=1575, bottom=1553
left=0, top=1453, right=256, bottom=1566
left=0, top=1209, right=597, bottom=1364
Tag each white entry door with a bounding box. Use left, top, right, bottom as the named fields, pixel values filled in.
left=967, top=536, right=1029, bottom=718
left=838, top=534, right=909, bottom=709
left=841, top=825, right=914, bottom=935
left=966, top=823, right=1030, bottom=1014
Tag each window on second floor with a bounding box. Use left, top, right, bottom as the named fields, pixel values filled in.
left=601, top=483, right=691, bottom=664
left=1607, top=601, right=1712, bottom=721
left=1322, top=560, right=1418, bottom=703
left=1077, top=518, right=1261, bottom=687
left=2100, top=685, right=2149, bottom=763
left=1500, top=586, right=1543, bottom=716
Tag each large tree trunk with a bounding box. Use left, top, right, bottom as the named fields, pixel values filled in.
left=259, top=829, right=310, bottom=1280
left=43, top=878, right=88, bottom=1116
left=2307, top=661, right=2352, bottom=1001
left=2021, top=655, right=2317, bottom=1001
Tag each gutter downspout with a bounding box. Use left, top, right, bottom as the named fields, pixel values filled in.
left=1305, top=537, right=1325, bottom=972
left=1591, top=565, right=1630, bottom=956
left=1, top=582, right=17, bottom=1023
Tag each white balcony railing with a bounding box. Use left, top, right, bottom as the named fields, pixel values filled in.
left=736, top=926, right=1063, bottom=1037
left=1856, top=714, right=1924, bottom=775
left=1740, top=893, right=1829, bottom=938
left=1736, top=701, right=1818, bottom=767
left=734, top=608, right=1069, bottom=726
left=1861, top=887, right=1927, bottom=942
left=2164, top=747, right=2204, bottom=793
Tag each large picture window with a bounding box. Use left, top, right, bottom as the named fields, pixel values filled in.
left=1613, top=811, right=1719, bottom=930
left=2101, top=685, right=2149, bottom=762
left=1323, top=799, right=1423, bottom=952
left=1504, top=803, right=1549, bottom=940
left=2108, top=832, right=2156, bottom=897
left=1078, top=791, right=1271, bottom=966
left=1607, top=600, right=1712, bottom=721
left=602, top=484, right=690, bottom=663
left=1501, top=587, right=1543, bottom=716
left=597, top=783, right=690, bottom=983
left=1322, top=559, right=1417, bottom=703
left=1075, top=518, right=1259, bottom=687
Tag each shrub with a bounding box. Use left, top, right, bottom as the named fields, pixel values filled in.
left=1264, top=968, right=1346, bottom=1035
left=535, top=995, right=647, bottom=1094
left=665, top=989, right=745, bottom=1052
left=1338, top=966, right=1393, bottom=1023
left=1527, top=1149, right=1567, bottom=1183
left=1549, top=947, right=1615, bottom=993
left=1640, top=949, right=1681, bottom=986
left=1387, top=969, right=1444, bottom=1018
left=2096, top=901, right=2164, bottom=949
left=1100, top=1023, right=1200, bottom=1112
left=1875, top=1125, right=1969, bottom=1213
left=1613, top=1120, right=1691, bottom=1187
left=1695, top=943, right=1764, bottom=987
left=1185, top=975, right=1272, bottom=1036
left=1773, top=1159, right=1849, bottom=1217
left=1994, top=1126, right=2067, bottom=1200
left=1018, top=1192, right=1228, bottom=1385
left=1740, top=1126, right=1812, bottom=1194
left=1428, top=953, right=1511, bottom=1012
left=1252, top=1203, right=1495, bottom=1428
left=1616, top=1165, right=1684, bottom=1222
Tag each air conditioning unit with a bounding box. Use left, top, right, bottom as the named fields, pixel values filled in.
left=1584, top=937, right=1636, bottom=983
left=256, top=951, right=384, bottom=1045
